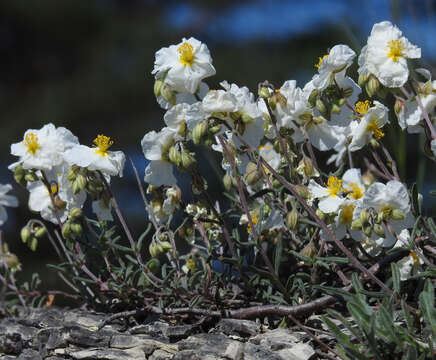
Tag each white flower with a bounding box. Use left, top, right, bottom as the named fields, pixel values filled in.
left=308, top=176, right=345, bottom=213
left=349, top=101, right=389, bottom=152
left=398, top=80, right=436, bottom=133
left=313, top=44, right=356, bottom=91
left=27, top=166, right=86, bottom=224
left=64, top=135, right=125, bottom=177
left=10, top=123, right=79, bottom=171
left=258, top=142, right=281, bottom=171
left=354, top=180, right=414, bottom=247
left=393, top=230, right=423, bottom=280
left=321, top=200, right=362, bottom=242
left=202, top=89, right=238, bottom=113
left=152, top=37, right=216, bottom=94
left=358, top=21, right=421, bottom=88
left=0, top=184, right=18, bottom=226
left=141, top=127, right=178, bottom=186
left=164, top=103, right=191, bottom=137
left=342, top=168, right=365, bottom=202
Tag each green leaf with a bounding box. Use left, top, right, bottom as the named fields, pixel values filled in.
left=411, top=183, right=420, bottom=215
left=419, top=279, right=436, bottom=338
left=391, top=262, right=401, bottom=294
left=274, top=233, right=283, bottom=274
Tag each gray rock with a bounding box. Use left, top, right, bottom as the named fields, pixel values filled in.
left=250, top=328, right=300, bottom=349
left=16, top=349, right=42, bottom=360
left=215, top=319, right=261, bottom=337
left=165, top=324, right=197, bottom=340
left=0, top=333, right=22, bottom=355
left=276, top=344, right=316, bottom=360
left=129, top=321, right=169, bottom=340
left=65, top=325, right=111, bottom=348
left=149, top=349, right=175, bottom=360
left=243, top=342, right=282, bottom=360
left=56, top=347, right=146, bottom=359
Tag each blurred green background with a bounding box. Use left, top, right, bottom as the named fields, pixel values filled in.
left=1, top=0, right=435, bottom=301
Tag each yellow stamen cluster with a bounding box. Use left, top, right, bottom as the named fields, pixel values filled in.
left=178, top=42, right=196, bottom=67
left=366, top=119, right=385, bottom=140
left=247, top=215, right=259, bottom=234
left=50, top=184, right=58, bottom=195
left=340, top=203, right=355, bottom=224
left=24, top=132, right=40, bottom=155
left=409, top=252, right=420, bottom=264
left=387, top=39, right=405, bottom=62
left=315, top=54, right=328, bottom=69
left=347, top=182, right=364, bottom=200
left=93, top=134, right=114, bottom=157
left=355, top=100, right=371, bottom=116
left=326, top=176, right=343, bottom=197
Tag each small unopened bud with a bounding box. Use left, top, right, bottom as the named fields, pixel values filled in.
left=359, top=209, right=370, bottom=224
left=168, top=146, right=182, bottom=166
left=4, top=254, right=20, bottom=269
left=350, top=219, right=363, bottom=230
left=223, top=173, right=233, bottom=191
left=149, top=243, right=159, bottom=258
left=358, top=73, right=371, bottom=87
left=67, top=168, right=77, bottom=182
left=181, top=151, right=196, bottom=171
left=308, top=89, right=318, bottom=107
left=147, top=258, right=160, bottom=273
left=209, top=125, right=221, bottom=135
left=24, top=173, right=38, bottom=182
left=13, top=165, right=25, bottom=185
left=316, top=209, right=326, bottom=221
left=316, top=98, right=327, bottom=116
left=160, top=83, right=176, bottom=105
left=268, top=92, right=286, bottom=110
left=331, top=103, right=341, bottom=114
left=241, top=113, right=254, bottom=124
left=160, top=241, right=172, bottom=252
left=34, top=226, right=47, bottom=239
left=373, top=224, right=386, bottom=237
left=73, top=174, right=87, bottom=194
left=154, top=78, right=164, bottom=98
left=343, top=87, right=354, bottom=98
left=286, top=209, right=299, bottom=230
left=366, top=76, right=380, bottom=98
left=192, top=121, right=208, bottom=144
left=61, top=222, right=72, bottom=239
left=301, top=241, right=316, bottom=258
left=295, top=185, right=311, bottom=199
left=302, top=157, right=314, bottom=179
left=312, top=116, right=324, bottom=125
left=29, top=237, right=38, bottom=252
left=337, top=98, right=346, bottom=106
left=69, top=208, right=83, bottom=220
left=363, top=225, right=372, bottom=237
left=391, top=209, right=405, bottom=221
left=369, top=138, right=380, bottom=148
left=71, top=222, right=83, bottom=237
left=20, top=227, right=32, bottom=243
left=258, top=86, right=270, bottom=99
left=245, top=162, right=261, bottom=185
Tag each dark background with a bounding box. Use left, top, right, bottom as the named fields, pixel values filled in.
left=1, top=0, right=435, bottom=298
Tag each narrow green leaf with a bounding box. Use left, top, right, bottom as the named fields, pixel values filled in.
left=391, top=262, right=401, bottom=294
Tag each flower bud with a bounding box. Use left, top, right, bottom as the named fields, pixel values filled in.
left=342, top=87, right=354, bottom=98
left=366, top=76, right=380, bottom=98
left=69, top=208, right=83, bottom=220
left=13, top=165, right=25, bottom=185
left=168, top=146, right=182, bottom=166
left=337, top=98, right=346, bottom=106
left=20, top=227, right=32, bottom=243
left=61, top=222, right=72, bottom=239
left=71, top=222, right=83, bottom=237
left=268, top=92, right=287, bottom=110
left=245, top=162, right=261, bottom=185
left=154, top=78, right=164, bottom=98
left=192, top=121, right=208, bottom=144
left=359, top=209, right=370, bottom=224
left=295, top=185, right=311, bottom=199
left=223, top=173, right=233, bottom=191
left=331, top=103, right=341, bottom=114
left=308, top=89, right=318, bottom=107
left=286, top=209, right=299, bottom=230
left=358, top=73, right=370, bottom=87
left=149, top=243, right=158, bottom=258
left=24, top=173, right=38, bottom=182
left=209, top=125, right=221, bottom=135
left=258, top=86, right=270, bottom=99
left=34, top=226, right=47, bottom=239
left=29, top=237, right=38, bottom=252
left=394, top=98, right=405, bottom=117
left=4, top=254, right=20, bottom=270
left=363, top=225, right=372, bottom=237
left=315, top=99, right=327, bottom=116
left=147, top=258, right=160, bottom=273
left=369, top=138, right=380, bottom=148
left=181, top=151, right=196, bottom=171
left=241, top=113, right=254, bottom=124
left=301, top=241, right=316, bottom=258
left=160, top=241, right=172, bottom=252
left=391, top=209, right=405, bottom=221
left=350, top=219, right=362, bottom=230
left=160, top=83, right=176, bottom=105
left=373, top=224, right=386, bottom=237
left=54, top=196, right=67, bottom=209
left=67, top=167, right=78, bottom=182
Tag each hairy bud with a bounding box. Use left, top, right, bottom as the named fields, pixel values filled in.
left=20, top=227, right=32, bottom=244
left=245, top=162, right=261, bottom=185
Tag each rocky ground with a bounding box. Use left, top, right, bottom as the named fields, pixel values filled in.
left=0, top=307, right=327, bottom=359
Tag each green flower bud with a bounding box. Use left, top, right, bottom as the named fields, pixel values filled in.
left=350, top=219, right=363, bottom=231
left=67, top=167, right=78, bottom=182
left=223, top=173, right=233, bottom=191
left=316, top=209, right=325, bottom=221
left=147, top=258, right=160, bottom=273
left=71, top=222, right=83, bottom=237
left=342, top=87, right=354, bottom=98
left=391, top=209, right=405, bottom=221
left=308, top=89, right=319, bottom=107
left=366, top=76, right=380, bottom=98
left=168, top=146, right=182, bottom=166
left=359, top=209, right=370, bottom=224
left=331, top=103, right=341, bottom=114
left=241, top=113, right=254, bottom=124
left=160, top=241, right=173, bottom=252
left=295, top=185, right=311, bottom=199
left=61, top=222, right=72, bottom=239
left=258, top=86, right=270, bottom=99
left=209, top=125, right=222, bottom=135
left=154, top=78, right=164, bottom=98
left=4, top=254, right=20, bottom=270
left=24, top=173, right=38, bottom=182
left=245, top=162, right=261, bottom=185
left=373, top=224, right=386, bottom=237
left=337, top=98, right=346, bottom=106
left=394, top=98, right=405, bottom=117
left=315, top=98, right=327, bottom=116
left=301, top=241, right=316, bottom=258
left=181, top=151, right=196, bottom=171
left=268, top=92, right=287, bottom=110
left=29, top=237, right=38, bottom=252
left=34, top=226, right=47, bottom=239
left=76, top=174, right=87, bottom=190
left=358, top=73, right=371, bottom=87
left=160, top=83, right=176, bottom=105
left=13, top=165, right=25, bottom=185
left=20, top=227, right=32, bottom=243
left=363, top=225, right=372, bottom=237
left=286, top=209, right=299, bottom=230
left=69, top=208, right=83, bottom=220
left=192, top=121, right=208, bottom=144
